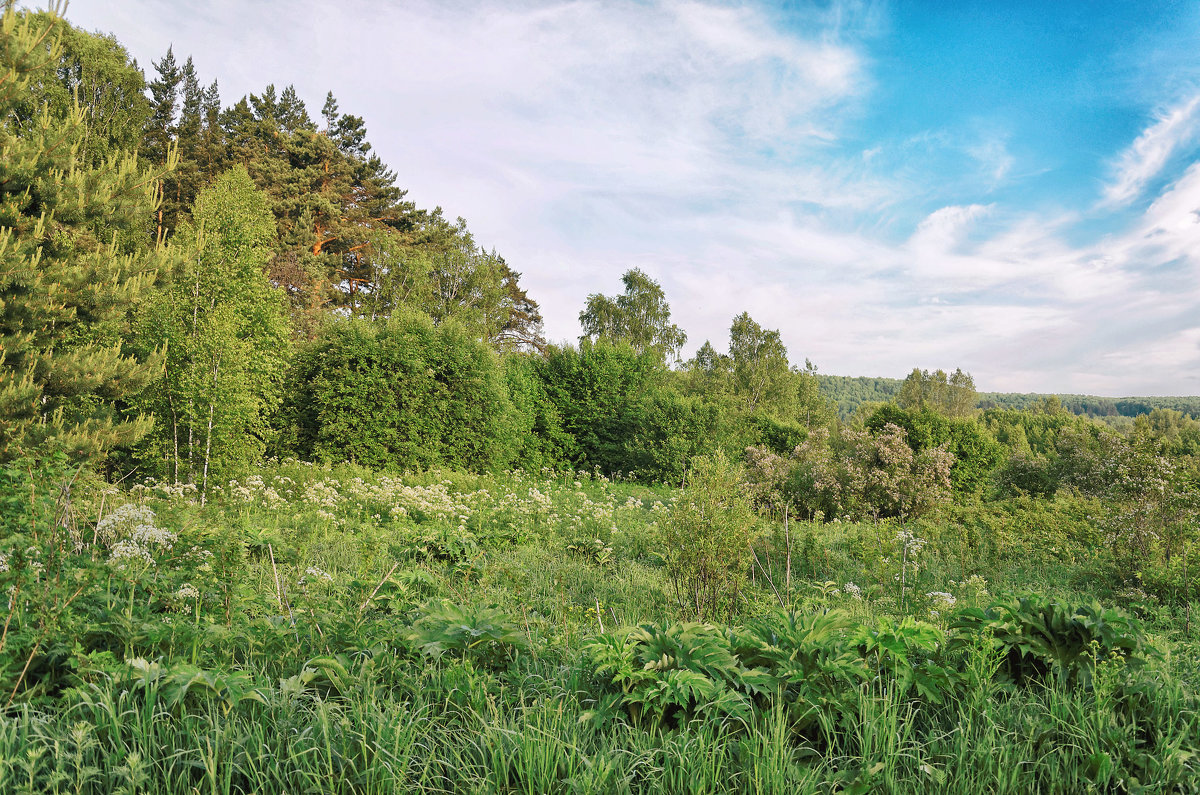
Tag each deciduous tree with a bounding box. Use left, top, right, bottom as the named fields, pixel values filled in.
left=897, top=367, right=977, bottom=417
left=729, top=312, right=789, bottom=413
left=579, top=268, right=686, bottom=365
left=134, top=166, right=289, bottom=492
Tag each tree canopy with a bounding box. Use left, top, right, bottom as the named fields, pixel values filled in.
left=579, top=268, right=687, bottom=365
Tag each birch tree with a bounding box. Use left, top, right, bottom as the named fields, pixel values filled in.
left=136, top=166, right=289, bottom=493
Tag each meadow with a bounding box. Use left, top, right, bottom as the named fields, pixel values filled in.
left=2, top=458, right=1197, bottom=794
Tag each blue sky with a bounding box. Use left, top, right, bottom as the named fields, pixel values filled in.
left=64, top=0, right=1200, bottom=395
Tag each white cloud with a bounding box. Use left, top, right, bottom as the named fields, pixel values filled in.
left=909, top=204, right=991, bottom=255
left=967, top=134, right=1014, bottom=185
left=57, top=1, right=1200, bottom=394
left=1101, top=94, right=1200, bottom=207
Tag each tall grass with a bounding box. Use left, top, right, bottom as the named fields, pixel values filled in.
left=2, top=460, right=1198, bottom=793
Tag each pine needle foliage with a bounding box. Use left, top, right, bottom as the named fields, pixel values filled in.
left=0, top=3, right=168, bottom=463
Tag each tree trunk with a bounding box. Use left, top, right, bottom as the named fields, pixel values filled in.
left=200, top=353, right=220, bottom=505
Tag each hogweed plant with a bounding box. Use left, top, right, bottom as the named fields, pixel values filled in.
left=895, top=529, right=926, bottom=613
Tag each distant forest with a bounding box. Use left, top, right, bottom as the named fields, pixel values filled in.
left=817, top=375, right=1200, bottom=421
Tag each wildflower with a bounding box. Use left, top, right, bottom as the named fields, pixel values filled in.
left=895, top=529, right=927, bottom=555
left=109, top=540, right=154, bottom=568
left=128, top=523, right=177, bottom=550
left=187, top=547, right=215, bottom=572
left=843, top=582, right=862, bottom=600
left=176, top=583, right=200, bottom=600
left=927, top=591, right=956, bottom=607
left=304, top=566, right=333, bottom=583
left=96, top=504, right=157, bottom=543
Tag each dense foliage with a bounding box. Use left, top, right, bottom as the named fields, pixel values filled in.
left=2, top=459, right=1198, bottom=793
left=282, top=314, right=519, bottom=472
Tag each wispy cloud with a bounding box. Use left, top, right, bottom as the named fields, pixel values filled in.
left=967, top=133, right=1014, bottom=186
left=1101, top=94, right=1200, bottom=207
left=61, top=0, right=1200, bottom=394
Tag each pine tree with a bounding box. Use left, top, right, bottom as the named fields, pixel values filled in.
left=0, top=4, right=169, bottom=463
left=144, top=46, right=180, bottom=163
left=155, top=55, right=203, bottom=236
left=197, top=79, right=224, bottom=175
left=495, top=259, right=546, bottom=352
left=320, top=91, right=338, bottom=132
left=144, top=45, right=181, bottom=239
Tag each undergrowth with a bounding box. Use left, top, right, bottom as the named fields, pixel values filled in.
left=1, top=459, right=1198, bottom=793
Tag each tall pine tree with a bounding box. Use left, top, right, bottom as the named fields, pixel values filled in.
left=0, top=4, right=168, bottom=463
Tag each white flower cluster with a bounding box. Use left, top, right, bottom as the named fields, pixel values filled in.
left=843, top=582, right=862, bottom=600
left=221, top=474, right=298, bottom=508
left=184, top=546, right=215, bottom=573
left=895, top=529, right=927, bottom=556
left=526, top=488, right=553, bottom=513
left=128, top=522, right=177, bottom=549
left=176, top=583, right=200, bottom=600
left=25, top=546, right=43, bottom=576
left=0, top=552, right=7, bottom=573
left=102, top=505, right=175, bottom=569
left=927, top=591, right=956, bottom=607
left=109, top=539, right=155, bottom=568
left=306, top=566, right=332, bottom=581
left=96, top=504, right=158, bottom=545
left=302, top=479, right=342, bottom=511
left=130, top=479, right=199, bottom=502
left=228, top=480, right=254, bottom=502
left=155, top=482, right=199, bottom=500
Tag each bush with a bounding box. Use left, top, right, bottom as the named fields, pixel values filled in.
left=611, top=390, right=726, bottom=484
left=532, top=340, right=659, bottom=472
left=948, top=595, right=1161, bottom=688
left=279, top=314, right=520, bottom=472
left=502, top=354, right=572, bottom=472
left=661, top=451, right=759, bottom=620
left=866, top=405, right=1004, bottom=494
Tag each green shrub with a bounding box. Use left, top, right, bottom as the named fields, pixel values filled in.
left=585, top=621, right=758, bottom=731
left=531, top=340, right=659, bottom=473
left=611, top=390, right=727, bottom=484
left=502, top=354, right=572, bottom=471
left=408, top=600, right=527, bottom=670
left=948, top=595, right=1161, bottom=688
left=586, top=610, right=948, bottom=739
left=866, top=405, right=1004, bottom=495
left=280, top=313, right=520, bottom=471
left=661, top=451, right=759, bottom=620
left=730, top=610, right=868, bottom=735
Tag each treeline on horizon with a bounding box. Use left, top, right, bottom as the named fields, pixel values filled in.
left=6, top=6, right=1200, bottom=501
left=818, top=376, right=1200, bottom=422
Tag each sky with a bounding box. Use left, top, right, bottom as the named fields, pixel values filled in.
left=62, top=0, right=1200, bottom=396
